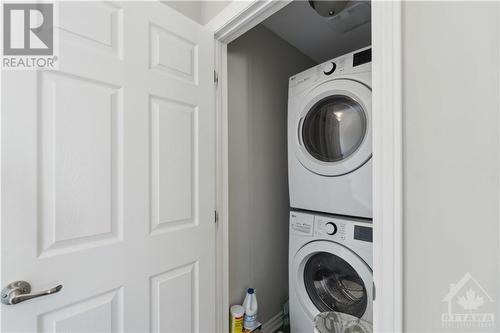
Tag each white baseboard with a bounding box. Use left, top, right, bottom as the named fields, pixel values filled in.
left=261, top=312, right=284, bottom=333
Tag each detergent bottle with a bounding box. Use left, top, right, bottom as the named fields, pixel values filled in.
left=242, top=288, right=258, bottom=330
left=230, top=305, right=244, bottom=333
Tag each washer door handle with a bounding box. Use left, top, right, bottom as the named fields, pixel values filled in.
left=298, top=117, right=304, bottom=146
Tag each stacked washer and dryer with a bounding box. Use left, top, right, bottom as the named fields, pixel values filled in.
left=287, top=47, right=373, bottom=333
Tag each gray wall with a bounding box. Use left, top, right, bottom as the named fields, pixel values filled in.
left=228, top=25, right=315, bottom=323
left=403, top=2, right=499, bottom=332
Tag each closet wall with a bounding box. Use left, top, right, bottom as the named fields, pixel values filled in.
left=227, top=25, right=315, bottom=322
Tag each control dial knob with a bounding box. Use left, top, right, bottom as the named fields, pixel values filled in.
left=323, top=62, right=336, bottom=75
left=324, top=222, right=337, bottom=235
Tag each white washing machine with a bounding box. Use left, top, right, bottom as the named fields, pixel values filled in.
left=289, top=211, right=373, bottom=333
left=288, top=47, right=372, bottom=218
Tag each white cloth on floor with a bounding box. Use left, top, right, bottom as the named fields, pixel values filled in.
left=313, top=312, right=372, bottom=333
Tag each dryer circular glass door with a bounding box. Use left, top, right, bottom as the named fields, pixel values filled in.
left=292, top=241, right=372, bottom=321
left=295, top=79, right=372, bottom=176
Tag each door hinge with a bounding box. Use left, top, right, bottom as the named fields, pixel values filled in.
left=214, top=210, right=219, bottom=224
left=373, top=282, right=376, bottom=301
left=214, top=70, right=219, bottom=86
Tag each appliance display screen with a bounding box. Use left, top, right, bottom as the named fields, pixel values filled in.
left=354, top=225, right=373, bottom=242
left=353, top=48, right=372, bottom=67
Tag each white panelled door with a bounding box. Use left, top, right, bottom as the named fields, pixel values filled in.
left=1, top=1, right=216, bottom=332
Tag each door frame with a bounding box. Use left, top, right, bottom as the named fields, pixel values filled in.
left=208, top=1, right=403, bottom=332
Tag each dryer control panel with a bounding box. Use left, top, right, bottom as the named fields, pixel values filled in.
left=288, top=46, right=371, bottom=95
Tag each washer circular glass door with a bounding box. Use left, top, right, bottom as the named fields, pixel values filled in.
left=304, top=252, right=367, bottom=317
left=295, top=79, right=372, bottom=176
left=293, top=241, right=373, bottom=321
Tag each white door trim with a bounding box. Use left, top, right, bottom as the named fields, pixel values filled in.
left=210, top=1, right=403, bottom=332
left=207, top=0, right=291, bottom=44
left=214, top=38, right=229, bottom=333
left=371, top=1, right=403, bottom=332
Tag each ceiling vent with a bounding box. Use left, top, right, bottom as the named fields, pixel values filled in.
left=308, top=1, right=371, bottom=33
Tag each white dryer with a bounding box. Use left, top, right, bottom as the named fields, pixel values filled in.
left=288, top=47, right=372, bottom=218
left=289, top=211, right=373, bottom=333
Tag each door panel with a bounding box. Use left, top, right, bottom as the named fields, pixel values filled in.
left=150, top=263, right=198, bottom=333
left=1, top=2, right=215, bottom=332
left=149, top=23, right=198, bottom=84
left=150, top=96, right=197, bottom=233
left=38, top=71, right=123, bottom=257
left=38, top=288, right=124, bottom=332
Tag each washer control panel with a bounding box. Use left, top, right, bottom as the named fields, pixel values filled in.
left=323, top=62, right=336, bottom=75
left=290, top=211, right=314, bottom=236
left=324, top=222, right=337, bottom=235
left=290, top=211, right=373, bottom=244
left=314, top=216, right=346, bottom=240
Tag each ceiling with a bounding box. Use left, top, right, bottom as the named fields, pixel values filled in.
left=163, top=1, right=231, bottom=25
left=262, top=1, right=371, bottom=63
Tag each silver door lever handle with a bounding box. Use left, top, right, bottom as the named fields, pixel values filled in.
left=1, top=281, right=62, bottom=305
